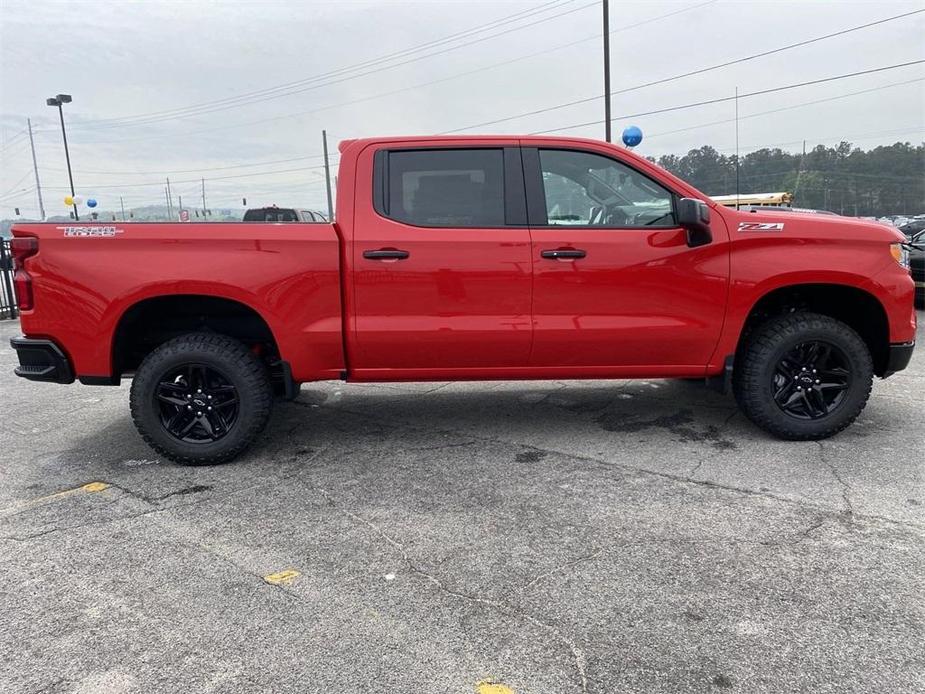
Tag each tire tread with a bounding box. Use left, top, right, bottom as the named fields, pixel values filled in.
left=129, top=333, right=272, bottom=465
left=733, top=312, right=873, bottom=440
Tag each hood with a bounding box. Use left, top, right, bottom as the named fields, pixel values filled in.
left=723, top=208, right=906, bottom=243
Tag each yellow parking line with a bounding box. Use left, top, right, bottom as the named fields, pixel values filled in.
left=34, top=481, right=110, bottom=503
left=263, top=569, right=300, bottom=586
left=0, top=481, right=111, bottom=517
left=476, top=680, right=514, bottom=694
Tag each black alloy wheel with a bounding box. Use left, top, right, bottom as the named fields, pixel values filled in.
left=156, top=363, right=240, bottom=443
left=130, top=333, right=273, bottom=465
left=733, top=312, right=873, bottom=441
left=771, top=340, right=851, bottom=420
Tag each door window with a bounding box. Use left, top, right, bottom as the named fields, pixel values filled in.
left=382, top=149, right=506, bottom=227
left=538, top=149, right=676, bottom=228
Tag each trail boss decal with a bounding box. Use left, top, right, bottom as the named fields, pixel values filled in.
left=738, top=221, right=785, bottom=232
left=57, top=226, right=124, bottom=237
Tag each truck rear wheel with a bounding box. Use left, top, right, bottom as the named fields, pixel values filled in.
left=733, top=312, right=873, bottom=440
left=130, top=333, right=272, bottom=465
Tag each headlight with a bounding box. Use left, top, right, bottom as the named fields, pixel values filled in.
left=890, top=243, right=910, bottom=269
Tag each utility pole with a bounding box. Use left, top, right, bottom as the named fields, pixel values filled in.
left=119, top=195, right=126, bottom=221
left=166, top=177, right=174, bottom=219
left=164, top=186, right=171, bottom=220
left=26, top=118, right=45, bottom=220
left=793, top=139, right=807, bottom=203
left=602, top=0, right=612, bottom=143
left=201, top=177, right=207, bottom=217
left=178, top=195, right=183, bottom=216
left=322, top=129, right=334, bottom=220
left=734, top=86, right=740, bottom=209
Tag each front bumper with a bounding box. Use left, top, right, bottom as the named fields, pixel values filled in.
left=883, top=341, right=915, bottom=378
left=10, top=337, right=75, bottom=384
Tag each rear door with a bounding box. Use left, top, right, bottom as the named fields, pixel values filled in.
left=349, top=143, right=533, bottom=374
left=523, top=144, right=728, bottom=371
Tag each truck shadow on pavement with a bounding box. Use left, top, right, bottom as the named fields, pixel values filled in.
left=45, top=379, right=749, bottom=481
left=276, top=379, right=744, bottom=453
left=63, top=378, right=831, bottom=477
left=16, top=377, right=922, bottom=694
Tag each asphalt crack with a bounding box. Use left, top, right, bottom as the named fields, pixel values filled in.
left=329, top=404, right=923, bottom=533
left=1, top=445, right=332, bottom=543
left=316, top=487, right=589, bottom=693
left=519, top=517, right=829, bottom=592
left=816, top=441, right=855, bottom=523
left=521, top=547, right=607, bottom=592
left=687, top=456, right=708, bottom=478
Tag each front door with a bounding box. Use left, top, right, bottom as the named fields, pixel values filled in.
left=523, top=145, right=729, bottom=372
left=350, top=144, right=533, bottom=374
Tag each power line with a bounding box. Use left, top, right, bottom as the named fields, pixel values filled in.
left=0, top=135, right=31, bottom=158
left=64, top=0, right=574, bottom=129
left=0, top=185, right=37, bottom=203
left=36, top=65, right=921, bottom=194
left=42, top=163, right=336, bottom=190
left=46, top=152, right=331, bottom=176
left=63, top=1, right=598, bottom=131
left=0, top=129, right=28, bottom=151
left=717, top=128, right=925, bottom=156
left=0, top=169, right=35, bottom=197
left=442, top=7, right=925, bottom=134
left=55, top=1, right=717, bottom=147
left=527, top=60, right=925, bottom=135
left=645, top=77, right=925, bottom=141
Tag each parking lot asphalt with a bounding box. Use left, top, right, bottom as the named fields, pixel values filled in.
left=0, top=316, right=922, bottom=694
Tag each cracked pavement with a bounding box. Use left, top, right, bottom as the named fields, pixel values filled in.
left=0, top=318, right=922, bottom=693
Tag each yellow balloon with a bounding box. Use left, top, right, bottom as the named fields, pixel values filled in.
left=64, top=195, right=74, bottom=206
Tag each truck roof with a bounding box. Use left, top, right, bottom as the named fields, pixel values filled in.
left=337, top=134, right=704, bottom=203
left=339, top=134, right=621, bottom=150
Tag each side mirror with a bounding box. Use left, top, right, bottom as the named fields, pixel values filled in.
left=677, top=197, right=712, bottom=248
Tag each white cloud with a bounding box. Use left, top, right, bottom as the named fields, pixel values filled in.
left=1, top=0, right=922, bottom=217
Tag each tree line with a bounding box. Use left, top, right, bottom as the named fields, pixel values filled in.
left=650, top=141, right=924, bottom=217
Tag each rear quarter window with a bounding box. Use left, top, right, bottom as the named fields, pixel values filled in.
left=379, top=149, right=506, bottom=228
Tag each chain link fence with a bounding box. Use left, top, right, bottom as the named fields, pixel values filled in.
left=1, top=239, right=18, bottom=320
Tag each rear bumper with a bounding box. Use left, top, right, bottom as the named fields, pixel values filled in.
left=883, top=341, right=915, bottom=378
left=10, top=337, right=75, bottom=384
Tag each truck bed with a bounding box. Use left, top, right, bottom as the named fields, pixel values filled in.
left=12, top=222, right=346, bottom=382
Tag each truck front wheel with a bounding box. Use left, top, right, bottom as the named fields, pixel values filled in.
left=733, top=312, right=873, bottom=440
left=130, top=333, right=273, bottom=465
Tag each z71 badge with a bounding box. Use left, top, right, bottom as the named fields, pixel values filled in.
left=57, top=226, right=124, bottom=237
left=738, top=222, right=785, bottom=232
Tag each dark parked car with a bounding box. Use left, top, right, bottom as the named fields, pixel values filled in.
left=242, top=207, right=328, bottom=222
left=907, top=229, right=924, bottom=309
left=899, top=219, right=925, bottom=239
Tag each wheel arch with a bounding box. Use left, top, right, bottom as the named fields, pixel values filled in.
left=111, top=294, right=281, bottom=379
left=736, top=282, right=890, bottom=376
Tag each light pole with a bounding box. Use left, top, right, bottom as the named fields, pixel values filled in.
left=602, top=0, right=611, bottom=143
left=46, top=94, right=78, bottom=220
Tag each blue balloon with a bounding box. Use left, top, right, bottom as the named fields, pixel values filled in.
left=622, top=125, right=643, bottom=148
left=86, top=198, right=98, bottom=208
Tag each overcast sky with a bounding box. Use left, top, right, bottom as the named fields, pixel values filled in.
left=1, top=0, right=922, bottom=217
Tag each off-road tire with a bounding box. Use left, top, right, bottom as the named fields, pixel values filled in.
left=130, top=333, right=272, bottom=465
left=733, top=312, right=873, bottom=440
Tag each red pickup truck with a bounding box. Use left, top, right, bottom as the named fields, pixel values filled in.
left=9, top=136, right=916, bottom=464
